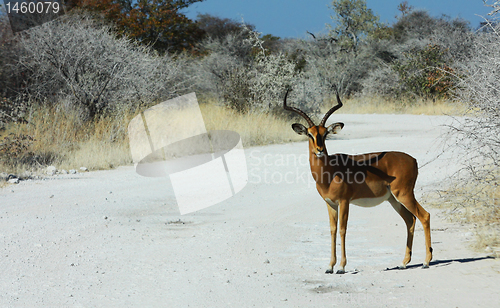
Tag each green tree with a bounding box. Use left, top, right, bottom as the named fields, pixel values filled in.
left=328, top=0, right=381, bottom=52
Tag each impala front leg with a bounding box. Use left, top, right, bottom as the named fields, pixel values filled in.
left=326, top=202, right=338, bottom=274
left=337, top=200, right=349, bottom=274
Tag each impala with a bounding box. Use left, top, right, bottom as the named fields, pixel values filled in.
left=284, top=89, right=432, bottom=274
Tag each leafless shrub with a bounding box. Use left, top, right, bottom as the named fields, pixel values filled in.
left=483, top=0, right=500, bottom=17
left=196, top=25, right=309, bottom=113
left=218, top=65, right=254, bottom=113
left=245, top=29, right=304, bottom=112
left=362, top=12, right=473, bottom=99
left=16, top=13, right=191, bottom=120
left=450, top=22, right=500, bottom=185
left=195, top=29, right=254, bottom=111
left=443, top=4, right=499, bottom=178
left=361, top=65, right=404, bottom=98
left=0, top=13, right=15, bottom=95
left=283, top=36, right=356, bottom=97
left=0, top=14, right=30, bottom=128
left=429, top=19, right=474, bottom=63
left=427, top=19, right=500, bottom=250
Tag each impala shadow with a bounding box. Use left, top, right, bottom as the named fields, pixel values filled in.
left=384, top=256, right=496, bottom=271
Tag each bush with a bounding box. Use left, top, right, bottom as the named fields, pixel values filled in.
left=451, top=23, right=500, bottom=183
left=0, top=14, right=24, bottom=124
left=361, top=66, right=403, bottom=98
left=361, top=11, right=472, bottom=99
left=392, top=44, right=455, bottom=98
left=283, top=36, right=366, bottom=99
left=392, top=10, right=438, bottom=43
left=195, top=26, right=255, bottom=111
left=247, top=29, right=303, bottom=111
left=430, top=20, right=500, bottom=250
left=17, top=14, right=192, bottom=120
left=196, top=25, right=307, bottom=113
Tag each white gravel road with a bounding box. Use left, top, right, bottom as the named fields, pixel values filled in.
left=1, top=114, right=499, bottom=307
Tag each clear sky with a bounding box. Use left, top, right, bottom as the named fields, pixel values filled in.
left=184, top=0, right=495, bottom=38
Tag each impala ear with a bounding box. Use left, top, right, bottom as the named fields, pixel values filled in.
left=291, top=123, right=308, bottom=135
left=326, top=122, right=344, bottom=135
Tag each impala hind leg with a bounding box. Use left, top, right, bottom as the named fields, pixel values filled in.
left=388, top=195, right=416, bottom=269
left=325, top=203, right=338, bottom=274
left=392, top=192, right=433, bottom=268
left=337, top=200, right=349, bottom=274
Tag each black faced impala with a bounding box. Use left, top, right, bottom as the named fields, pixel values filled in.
left=284, top=89, right=432, bottom=274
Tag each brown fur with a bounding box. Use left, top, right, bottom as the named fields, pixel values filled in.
left=294, top=124, right=433, bottom=274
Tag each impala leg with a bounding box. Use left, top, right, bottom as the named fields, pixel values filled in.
left=388, top=195, right=416, bottom=269
left=337, top=200, right=349, bottom=274
left=394, top=193, right=433, bottom=268
left=326, top=202, right=338, bottom=274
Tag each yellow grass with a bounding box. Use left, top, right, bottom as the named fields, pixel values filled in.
left=0, top=105, right=135, bottom=174
left=200, top=104, right=302, bottom=147
left=423, top=181, right=500, bottom=254
left=0, top=102, right=302, bottom=175
left=0, top=96, right=461, bottom=176
left=323, top=96, right=466, bottom=115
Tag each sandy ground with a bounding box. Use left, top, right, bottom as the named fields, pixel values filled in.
left=1, top=114, right=499, bottom=307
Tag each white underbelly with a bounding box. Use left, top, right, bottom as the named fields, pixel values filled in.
left=350, top=189, right=391, bottom=207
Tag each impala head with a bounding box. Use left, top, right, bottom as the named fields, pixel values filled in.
left=283, top=88, right=344, bottom=158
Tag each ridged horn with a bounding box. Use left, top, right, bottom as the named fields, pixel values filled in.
left=320, top=89, right=343, bottom=127
left=283, top=88, right=315, bottom=127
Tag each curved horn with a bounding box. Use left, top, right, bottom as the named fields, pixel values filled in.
left=283, top=88, right=315, bottom=127
left=320, top=89, right=343, bottom=127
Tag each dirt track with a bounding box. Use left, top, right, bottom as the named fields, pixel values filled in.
left=1, top=114, right=499, bottom=307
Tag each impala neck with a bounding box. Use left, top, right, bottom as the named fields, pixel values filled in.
left=308, top=142, right=332, bottom=185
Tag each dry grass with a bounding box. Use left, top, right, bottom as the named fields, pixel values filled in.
left=0, top=96, right=461, bottom=176
left=323, top=96, right=466, bottom=115
left=423, top=181, right=500, bottom=255
left=0, top=102, right=302, bottom=175
left=0, top=105, right=135, bottom=174
left=200, top=104, right=302, bottom=147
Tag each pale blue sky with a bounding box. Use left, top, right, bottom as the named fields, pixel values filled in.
left=185, top=0, right=494, bottom=38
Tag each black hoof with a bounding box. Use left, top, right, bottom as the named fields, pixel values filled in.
left=336, top=269, right=345, bottom=274
left=325, top=269, right=334, bottom=274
